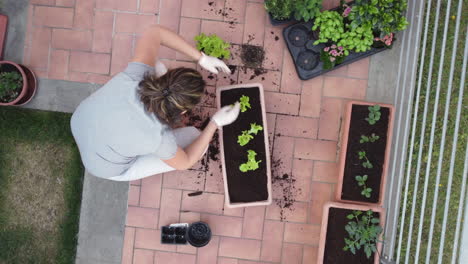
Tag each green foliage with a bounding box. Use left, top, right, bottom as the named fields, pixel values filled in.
left=320, top=45, right=347, bottom=70
left=355, top=175, right=372, bottom=198
left=337, top=23, right=374, bottom=52
left=358, top=151, right=373, bottom=169
left=194, top=33, right=231, bottom=59
left=237, top=123, right=263, bottom=146
left=0, top=71, right=22, bottom=101
left=239, top=150, right=262, bottom=172
left=312, top=11, right=345, bottom=45
left=264, top=0, right=295, bottom=20
left=293, top=0, right=322, bottom=22
left=239, top=95, right=251, bottom=113
left=360, top=133, right=380, bottom=143
left=343, top=210, right=382, bottom=259
left=365, top=105, right=381, bottom=125
left=349, top=0, right=409, bottom=37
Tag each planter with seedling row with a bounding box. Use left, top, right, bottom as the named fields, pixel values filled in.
left=217, top=83, right=272, bottom=208
left=336, top=101, right=395, bottom=206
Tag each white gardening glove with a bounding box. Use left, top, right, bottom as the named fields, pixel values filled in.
left=198, top=52, right=231, bottom=74
left=212, top=102, right=241, bottom=127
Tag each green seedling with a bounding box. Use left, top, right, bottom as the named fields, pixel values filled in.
left=355, top=175, right=372, bottom=198
left=365, top=105, right=381, bottom=125
left=194, top=33, right=231, bottom=59
left=239, top=150, right=262, bottom=172
left=358, top=151, right=373, bottom=169
left=237, top=123, right=263, bottom=146
left=344, top=210, right=382, bottom=259
left=239, top=95, right=251, bottom=112
left=360, top=133, right=380, bottom=143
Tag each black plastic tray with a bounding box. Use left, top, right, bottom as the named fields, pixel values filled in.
left=161, top=224, right=188, bottom=245
left=268, top=12, right=296, bottom=26
left=282, top=20, right=387, bottom=80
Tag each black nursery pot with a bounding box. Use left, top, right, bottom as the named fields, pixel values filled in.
left=268, top=12, right=296, bottom=26
left=187, top=222, right=212, bottom=248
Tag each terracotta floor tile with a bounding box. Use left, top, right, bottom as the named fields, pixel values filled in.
left=281, top=243, right=303, bottom=264
left=163, top=170, right=205, bottom=191
left=140, top=175, right=162, bottom=208
left=177, top=17, right=201, bottom=61
left=74, top=0, right=94, bottom=29
left=181, top=0, right=225, bottom=20
left=243, top=2, right=266, bottom=46
left=224, top=0, right=247, bottom=24
left=242, top=206, right=266, bottom=239
left=294, top=138, right=337, bottom=162
left=33, top=6, right=74, bottom=28
left=121, top=227, right=135, bottom=264
left=264, top=92, right=300, bottom=115
left=133, top=249, right=154, bottom=264
left=238, top=68, right=280, bottom=92
left=281, top=49, right=302, bottom=94
left=272, top=136, right=295, bottom=178
left=135, top=228, right=176, bottom=251
left=28, top=27, right=51, bottom=70
left=265, top=201, right=309, bottom=223
left=139, top=0, right=160, bottom=13
left=312, top=161, right=339, bottom=183
left=300, top=77, right=323, bottom=118
left=308, top=199, right=327, bottom=225
left=51, top=29, right=92, bottom=51
left=70, top=51, right=111, bottom=75
left=218, top=257, right=239, bottom=264
left=159, top=188, right=182, bottom=227
left=177, top=212, right=200, bottom=254
left=127, top=206, right=159, bottom=229
left=223, top=206, right=245, bottom=217
left=48, top=50, right=69, bottom=80
left=284, top=223, right=320, bottom=245
left=197, top=236, right=220, bottom=264
left=128, top=185, right=140, bottom=206
left=323, top=77, right=367, bottom=99
left=159, top=0, right=182, bottom=32
left=276, top=115, right=318, bottom=139
left=181, top=191, right=224, bottom=215
left=347, top=58, right=370, bottom=79
left=303, top=245, right=319, bottom=264
left=260, top=220, right=284, bottom=262
left=219, top=237, right=262, bottom=260
left=263, top=26, right=285, bottom=71
left=154, top=251, right=196, bottom=264
left=201, top=214, right=243, bottom=237
left=318, top=97, right=343, bottom=141
left=292, top=159, right=314, bottom=180
left=110, top=34, right=133, bottom=75
left=92, top=10, right=114, bottom=53
left=201, top=20, right=244, bottom=45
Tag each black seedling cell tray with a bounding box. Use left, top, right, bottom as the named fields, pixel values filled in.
left=268, top=13, right=296, bottom=26
left=161, top=223, right=189, bottom=245
left=283, top=20, right=387, bottom=80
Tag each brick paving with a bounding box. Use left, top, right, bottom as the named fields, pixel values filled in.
left=23, top=0, right=370, bottom=263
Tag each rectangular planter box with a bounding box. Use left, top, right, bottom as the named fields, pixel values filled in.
left=0, top=14, right=8, bottom=60
left=317, top=202, right=385, bottom=264
left=336, top=101, right=395, bottom=206
left=216, top=83, right=272, bottom=208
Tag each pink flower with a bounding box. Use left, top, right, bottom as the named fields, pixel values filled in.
left=330, top=57, right=336, bottom=62
left=331, top=50, right=338, bottom=56
left=343, top=6, right=352, bottom=17
left=324, top=47, right=330, bottom=52
left=331, top=44, right=337, bottom=49
left=374, top=37, right=380, bottom=41
left=338, top=46, right=344, bottom=51
left=385, top=40, right=392, bottom=46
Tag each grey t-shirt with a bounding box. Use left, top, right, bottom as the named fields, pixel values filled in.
left=71, top=62, right=178, bottom=178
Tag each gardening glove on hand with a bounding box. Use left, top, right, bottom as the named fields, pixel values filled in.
left=212, top=102, right=241, bottom=127
left=198, top=52, right=231, bottom=74
left=155, top=60, right=168, bottom=77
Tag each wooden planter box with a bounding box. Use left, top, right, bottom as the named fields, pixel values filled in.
left=317, top=202, right=385, bottom=264
left=216, top=83, right=272, bottom=208
left=336, top=101, right=394, bottom=206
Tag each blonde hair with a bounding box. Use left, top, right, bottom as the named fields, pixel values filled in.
left=138, top=67, right=205, bottom=126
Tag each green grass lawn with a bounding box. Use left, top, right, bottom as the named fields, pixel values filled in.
left=0, top=107, right=84, bottom=264
left=397, top=0, right=468, bottom=263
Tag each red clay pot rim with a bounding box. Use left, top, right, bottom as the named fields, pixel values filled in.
left=335, top=101, right=395, bottom=207
left=0, top=61, right=28, bottom=105
left=317, top=201, right=386, bottom=264
left=216, top=83, right=273, bottom=208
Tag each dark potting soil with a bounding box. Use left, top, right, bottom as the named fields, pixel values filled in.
left=240, top=44, right=265, bottom=69
left=324, top=208, right=379, bottom=264
left=220, top=87, right=268, bottom=203
left=342, top=105, right=390, bottom=203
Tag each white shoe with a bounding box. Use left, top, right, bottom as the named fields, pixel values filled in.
left=155, top=60, right=168, bottom=77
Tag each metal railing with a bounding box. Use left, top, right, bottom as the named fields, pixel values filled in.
left=382, top=0, right=467, bottom=263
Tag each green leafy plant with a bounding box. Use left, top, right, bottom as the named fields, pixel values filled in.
left=239, top=95, right=251, bottom=113
left=337, top=23, right=374, bottom=52
left=293, top=0, right=322, bottom=22
left=237, top=123, right=264, bottom=146
left=264, top=0, right=295, bottom=20
left=343, top=210, right=383, bottom=259
left=358, top=151, right=373, bottom=169
left=355, top=175, right=372, bottom=198
left=312, top=11, right=345, bottom=45
left=239, top=150, right=262, bottom=172
left=194, top=33, right=231, bottom=59
left=320, top=45, right=347, bottom=70
left=349, top=0, right=409, bottom=37
left=360, top=133, right=380, bottom=143
left=0, top=71, right=22, bottom=102
left=365, top=105, right=381, bottom=125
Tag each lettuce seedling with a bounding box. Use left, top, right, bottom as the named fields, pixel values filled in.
left=248, top=123, right=263, bottom=135
left=239, top=95, right=251, bottom=112
left=239, top=150, right=262, bottom=172
left=237, top=123, right=263, bottom=146
left=194, top=33, right=231, bottom=59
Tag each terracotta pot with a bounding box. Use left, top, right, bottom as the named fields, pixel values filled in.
left=0, top=61, right=37, bottom=106
left=0, top=14, right=7, bottom=59
left=317, top=202, right=385, bottom=264
left=216, top=83, right=272, bottom=208
left=336, top=101, right=394, bottom=206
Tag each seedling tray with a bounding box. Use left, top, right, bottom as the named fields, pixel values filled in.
left=268, top=13, right=296, bottom=26
left=160, top=223, right=189, bottom=245
left=282, top=20, right=387, bottom=80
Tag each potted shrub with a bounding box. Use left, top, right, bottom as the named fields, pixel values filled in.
left=264, top=0, right=296, bottom=26
left=317, top=202, right=385, bottom=264
left=194, top=33, right=231, bottom=60
left=0, top=0, right=7, bottom=59
left=216, top=83, right=272, bottom=208
left=336, top=101, right=395, bottom=206
left=0, top=61, right=37, bottom=106
left=282, top=0, right=408, bottom=80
